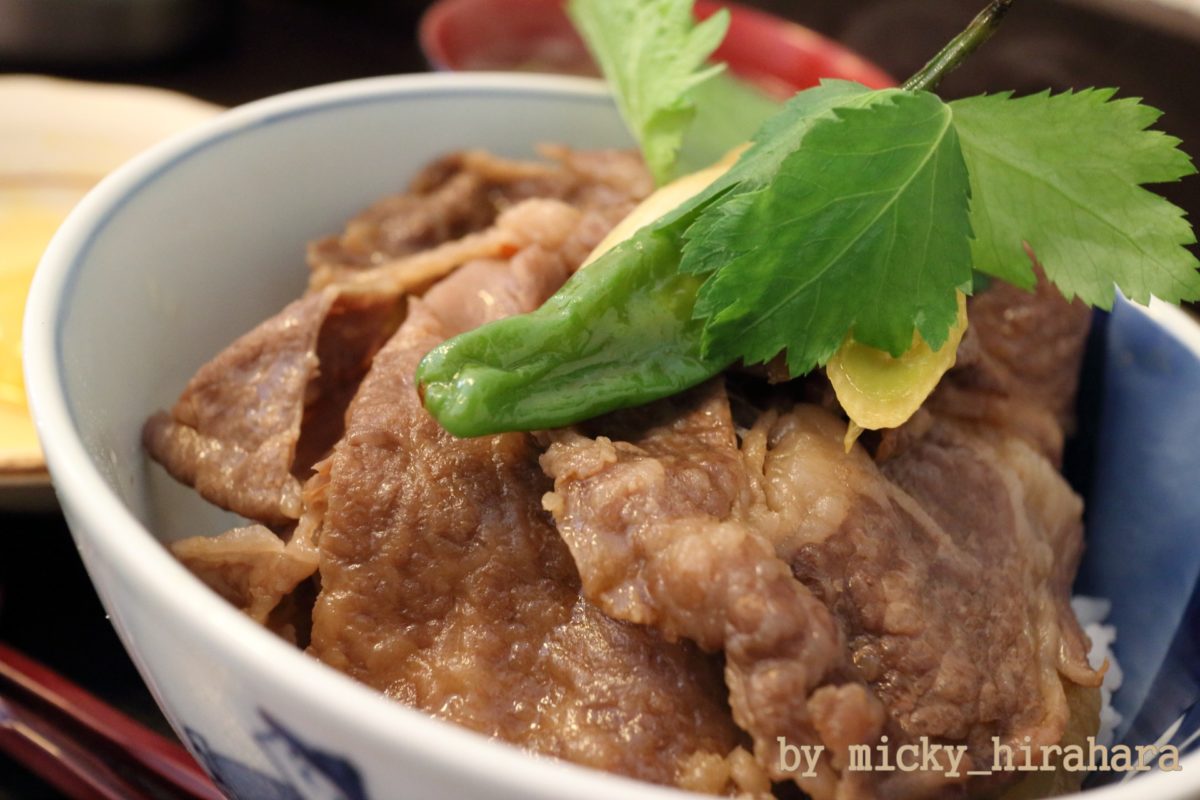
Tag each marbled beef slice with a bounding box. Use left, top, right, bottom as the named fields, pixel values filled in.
left=540, top=281, right=1100, bottom=800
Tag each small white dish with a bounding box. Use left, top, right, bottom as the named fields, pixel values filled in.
left=0, top=75, right=218, bottom=509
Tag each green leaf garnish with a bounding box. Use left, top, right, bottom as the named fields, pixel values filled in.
left=952, top=89, right=1200, bottom=307
left=682, top=90, right=973, bottom=374
left=416, top=1, right=1200, bottom=438
left=660, top=79, right=880, bottom=231
left=567, top=0, right=730, bottom=184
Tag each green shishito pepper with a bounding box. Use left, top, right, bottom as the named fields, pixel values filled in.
left=416, top=217, right=724, bottom=438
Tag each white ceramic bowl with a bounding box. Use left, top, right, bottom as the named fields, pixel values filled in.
left=23, top=74, right=1200, bottom=800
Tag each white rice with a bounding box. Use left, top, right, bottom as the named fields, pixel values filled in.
left=1071, top=595, right=1123, bottom=746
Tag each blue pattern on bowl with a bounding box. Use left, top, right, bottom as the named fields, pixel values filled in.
left=1077, top=298, right=1200, bottom=768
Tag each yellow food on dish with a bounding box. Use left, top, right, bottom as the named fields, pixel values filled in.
left=0, top=202, right=68, bottom=409
left=0, top=199, right=71, bottom=466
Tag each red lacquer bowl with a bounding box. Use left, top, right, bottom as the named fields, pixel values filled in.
left=419, top=0, right=896, bottom=98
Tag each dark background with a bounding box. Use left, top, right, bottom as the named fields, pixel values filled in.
left=11, top=0, right=1200, bottom=212
left=2, top=0, right=1198, bottom=796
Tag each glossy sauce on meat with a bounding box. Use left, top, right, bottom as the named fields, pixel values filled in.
left=148, top=147, right=1101, bottom=800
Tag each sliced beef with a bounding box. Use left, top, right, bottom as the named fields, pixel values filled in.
left=321, top=199, right=583, bottom=293
left=171, top=523, right=316, bottom=628
left=306, top=147, right=651, bottom=286
left=542, top=384, right=886, bottom=800
left=540, top=281, right=1101, bottom=799
left=307, top=202, right=550, bottom=292
left=144, top=286, right=399, bottom=525
left=308, top=220, right=750, bottom=790
left=757, top=406, right=1099, bottom=798
left=170, top=456, right=330, bottom=640
left=924, top=274, right=1092, bottom=465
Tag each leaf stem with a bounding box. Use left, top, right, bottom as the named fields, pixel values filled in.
left=903, top=0, right=1016, bottom=93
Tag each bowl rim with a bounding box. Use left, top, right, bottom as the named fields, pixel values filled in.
left=23, top=71, right=1200, bottom=800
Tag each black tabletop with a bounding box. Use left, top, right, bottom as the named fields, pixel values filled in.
left=2, top=1, right=1198, bottom=797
